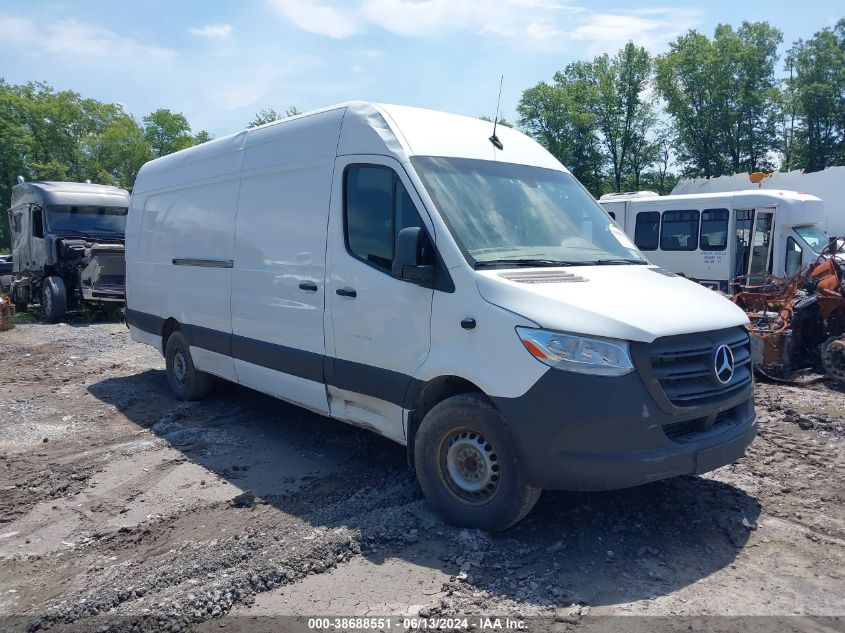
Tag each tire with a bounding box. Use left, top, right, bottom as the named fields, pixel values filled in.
left=42, top=276, right=68, bottom=323
left=414, top=393, right=541, bottom=532
left=165, top=330, right=212, bottom=401
left=12, top=287, right=28, bottom=313
left=821, top=336, right=845, bottom=386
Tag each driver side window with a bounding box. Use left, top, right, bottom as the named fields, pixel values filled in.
left=31, top=206, right=44, bottom=239
left=344, top=165, right=429, bottom=275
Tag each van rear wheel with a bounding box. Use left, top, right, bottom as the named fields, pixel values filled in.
left=414, top=393, right=541, bottom=532
left=165, top=330, right=212, bottom=401
left=42, top=276, right=67, bottom=323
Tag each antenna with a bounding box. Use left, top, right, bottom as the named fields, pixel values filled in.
left=489, top=75, right=504, bottom=150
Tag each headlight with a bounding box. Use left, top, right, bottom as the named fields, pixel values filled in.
left=516, top=327, right=634, bottom=376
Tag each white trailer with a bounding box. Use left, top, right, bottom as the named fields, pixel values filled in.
left=600, top=190, right=827, bottom=291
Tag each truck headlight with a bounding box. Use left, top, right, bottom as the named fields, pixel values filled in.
left=516, top=327, right=634, bottom=376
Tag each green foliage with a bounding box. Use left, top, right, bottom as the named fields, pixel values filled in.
left=784, top=20, right=845, bottom=172
left=517, top=81, right=605, bottom=195
left=655, top=21, right=783, bottom=177
left=247, top=106, right=301, bottom=128
left=143, top=108, right=211, bottom=157
left=567, top=42, right=653, bottom=192
left=478, top=115, right=513, bottom=128
left=519, top=22, right=801, bottom=194
left=0, top=80, right=213, bottom=249
left=518, top=42, right=655, bottom=196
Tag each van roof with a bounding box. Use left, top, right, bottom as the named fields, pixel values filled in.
left=133, top=101, right=566, bottom=193
left=11, top=181, right=130, bottom=208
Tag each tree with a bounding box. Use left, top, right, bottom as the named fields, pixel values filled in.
left=567, top=42, right=653, bottom=192
left=652, top=125, right=675, bottom=195
left=0, top=80, right=215, bottom=248
left=624, top=103, right=659, bottom=191
left=478, top=115, right=513, bottom=128
left=713, top=22, right=782, bottom=173
left=143, top=109, right=210, bottom=157
left=784, top=20, right=845, bottom=171
left=0, top=81, right=32, bottom=248
left=247, top=106, right=301, bottom=128
left=517, top=81, right=605, bottom=195
left=93, top=114, right=152, bottom=189
left=656, top=31, right=727, bottom=178
left=656, top=22, right=783, bottom=177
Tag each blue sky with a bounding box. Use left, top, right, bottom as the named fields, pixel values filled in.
left=0, top=1, right=841, bottom=137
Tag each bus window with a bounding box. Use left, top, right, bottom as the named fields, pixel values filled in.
left=634, top=211, right=659, bottom=251
left=785, top=236, right=803, bottom=276
left=735, top=210, right=753, bottom=278
left=748, top=211, right=774, bottom=283
left=660, top=210, right=699, bottom=251
left=700, top=208, right=728, bottom=250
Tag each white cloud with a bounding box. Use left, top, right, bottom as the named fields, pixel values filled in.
left=266, top=0, right=701, bottom=52
left=570, top=9, right=703, bottom=53
left=189, top=23, right=233, bottom=39
left=267, top=0, right=363, bottom=39
left=0, top=16, right=39, bottom=45
left=0, top=16, right=175, bottom=66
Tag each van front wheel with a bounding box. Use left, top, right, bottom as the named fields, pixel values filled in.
left=414, top=393, right=541, bottom=532
left=165, top=330, right=212, bottom=401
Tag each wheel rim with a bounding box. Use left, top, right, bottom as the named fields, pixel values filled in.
left=173, top=349, right=187, bottom=385
left=439, top=428, right=500, bottom=504
left=43, top=286, right=52, bottom=315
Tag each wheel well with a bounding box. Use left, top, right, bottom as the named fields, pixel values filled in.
left=406, top=376, right=485, bottom=468
left=160, top=318, right=181, bottom=355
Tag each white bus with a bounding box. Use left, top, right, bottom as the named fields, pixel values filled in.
left=600, top=190, right=827, bottom=291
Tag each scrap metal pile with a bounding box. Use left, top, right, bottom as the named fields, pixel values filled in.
left=732, top=239, right=845, bottom=385
left=0, top=293, right=14, bottom=332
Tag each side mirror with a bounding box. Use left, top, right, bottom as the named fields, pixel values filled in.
left=393, top=226, right=433, bottom=285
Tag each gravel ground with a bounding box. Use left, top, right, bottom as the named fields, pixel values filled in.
left=0, top=321, right=843, bottom=632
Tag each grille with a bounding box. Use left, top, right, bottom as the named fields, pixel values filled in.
left=498, top=270, right=586, bottom=284
left=647, top=328, right=752, bottom=409
left=662, top=408, right=736, bottom=440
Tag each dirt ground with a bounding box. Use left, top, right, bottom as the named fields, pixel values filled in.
left=0, top=321, right=843, bottom=632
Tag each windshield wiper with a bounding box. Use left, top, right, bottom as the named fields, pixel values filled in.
left=588, top=258, right=649, bottom=265
left=475, top=258, right=582, bottom=269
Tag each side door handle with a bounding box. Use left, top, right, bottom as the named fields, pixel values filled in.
left=336, top=287, right=357, bottom=298
left=298, top=281, right=318, bottom=292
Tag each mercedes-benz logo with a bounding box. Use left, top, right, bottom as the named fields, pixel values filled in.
left=713, top=344, right=735, bottom=385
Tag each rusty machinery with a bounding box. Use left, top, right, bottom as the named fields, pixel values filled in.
left=732, top=239, right=845, bottom=385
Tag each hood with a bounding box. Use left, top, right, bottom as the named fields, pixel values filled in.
left=475, top=265, right=749, bottom=344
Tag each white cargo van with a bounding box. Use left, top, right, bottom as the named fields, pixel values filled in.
left=126, top=102, right=756, bottom=531
left=600, top=190, right=827, bottom=291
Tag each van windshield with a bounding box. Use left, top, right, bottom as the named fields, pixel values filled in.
left=410, top=156, right=645, bottom=267
left=45, top=205, right=128, bottom=235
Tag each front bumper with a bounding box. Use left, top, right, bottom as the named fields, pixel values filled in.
left=492, top=368, right=756, bottom=491
left=81, top=286, right=125, bottom=303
